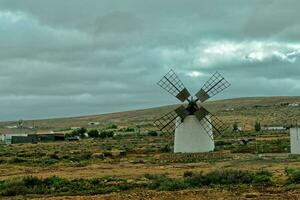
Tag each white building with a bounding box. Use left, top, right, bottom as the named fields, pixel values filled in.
left=174, top=115, right=214, bottom=153
left=290, top=128, right=300, bottom=154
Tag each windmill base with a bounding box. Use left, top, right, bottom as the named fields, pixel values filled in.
left=174, top=115, right=214, bottom=153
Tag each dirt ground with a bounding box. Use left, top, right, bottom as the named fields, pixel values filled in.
left=34, top=188, right=300, bottom=200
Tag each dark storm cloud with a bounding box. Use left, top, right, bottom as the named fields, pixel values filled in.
left=0, top=0, right=299, bottom=120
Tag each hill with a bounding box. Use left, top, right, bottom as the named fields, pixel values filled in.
left=1, top=96, right=300, bottom=133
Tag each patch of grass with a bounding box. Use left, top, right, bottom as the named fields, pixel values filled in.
left=0, top=176, right=135, bottom=197
left=231, top=139, right=289, bottom=154
left=144, top=169, right=272, bottom=191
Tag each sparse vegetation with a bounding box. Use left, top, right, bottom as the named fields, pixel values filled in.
left=1, top=97, right=300, bottom=199
left=0, top=169, right=272, bottom=197
left=0, top=176, right=134, bottom=197
left=145, top=169, right=272, bottom=191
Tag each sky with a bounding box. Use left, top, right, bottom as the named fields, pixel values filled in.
left=1, top=0, right=300, bottom=121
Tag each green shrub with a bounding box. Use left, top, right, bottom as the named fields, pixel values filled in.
left=120, top=127, right=135, bottom=132
left=286, top=168, right=300, bottom=184
left=160, top=144, right=172, bottom=153
left=23, top=176, right=42, bottom=188
left=215, top=140, right=232, bottom=146
left=206, top=169, right=253, bottom=185
left=183, top=171, right=194, bottom=178
left=99, top=131, right=114, bottom=138
left=148, top=131, right=158, bottom=137
left=9, top=157, right=27, bottom=164
left=252, top=170, right=272, bottom=185
left=67, top=127, right=87, bottom=138
left=145, top=169, right=272, bottom=191
left=0, top=176, right=132, bottom=197
left=255, top=122, right=261, bottom=132
left=106, top=131, right=114, bottom=138
left=233, top=122, right=238, bottom=132
left=107, top=124, right=118, bottom=129
left=88, top=129, right=99, bottom=138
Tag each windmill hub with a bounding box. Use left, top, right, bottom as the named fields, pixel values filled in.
left=154, top=69, right=231, bottom=153
left=186, top=99, right=199, bottom=115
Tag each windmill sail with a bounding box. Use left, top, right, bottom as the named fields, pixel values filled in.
left=157, top=69, right=191, bottom=102
left=195, top=72, right=230, bottom=102
left=194, top=107, right=228, bottom=139
left=154, top=107, right=184, bottom=133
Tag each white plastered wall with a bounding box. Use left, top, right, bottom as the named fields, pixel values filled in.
left=174, top=115, right=214, bottom=153
left=290, top=128, right=300, bottom=154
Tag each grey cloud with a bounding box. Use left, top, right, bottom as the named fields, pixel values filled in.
left=0, top=0, right=299, bottom=120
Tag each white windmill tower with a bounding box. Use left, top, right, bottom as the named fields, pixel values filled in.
left=154, top=69, right=231, bottom=153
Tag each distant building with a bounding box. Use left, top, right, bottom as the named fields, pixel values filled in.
left=6, top=126, right=18, bottom=129
left=3, top=134, right=37, bottom=145
left=261, top=126, right=286, bottom=132
left=289, top=103, right=299, bottom=107
left=1, top=133, right=65, bottom=144
left=37, top=134, right=65, bottom=142
left=290, top=128, right=300, bottom=154
left=1, top=133, right=27, bottom=141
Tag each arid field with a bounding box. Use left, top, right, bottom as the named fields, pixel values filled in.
left=1, top=97, right=300, bottom=199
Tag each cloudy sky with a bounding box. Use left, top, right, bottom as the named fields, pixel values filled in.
left=0, top=0, right=300, bottom=121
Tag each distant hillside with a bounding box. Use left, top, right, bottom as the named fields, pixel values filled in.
left=1, top=96, right=300, bottom=133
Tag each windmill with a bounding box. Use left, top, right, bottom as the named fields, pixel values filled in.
left=154, top=69, right=230, bottom=153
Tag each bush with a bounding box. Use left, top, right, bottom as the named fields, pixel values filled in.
left=120, top=127, right=135, bottom=132
left=255, top=122, right=261, bottom=132
left=148, top=131, right=158, bottom=137
left=0, top=176, right=132, bottom=196
left=145, top=169, right=272, bottom=191
left=99, top=131, right=114, bottom=139
left=205, top=169, right=253, bottom=185
left=106, top=131, right=114, bottom=138
left=233, top=122, right=239, bottom=132
left=88, top=129, right=99, bottom=138
left=67, top=127, right=87, bottom=138
left=286, top=168, right=300, bottom=184
left=160, top=144, right=172, bottom=153
left=252, top=170, right=272, bottom=185
left=144, top=174, right=187, bottom=191
left=107, top=124, right=118, bottom=129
